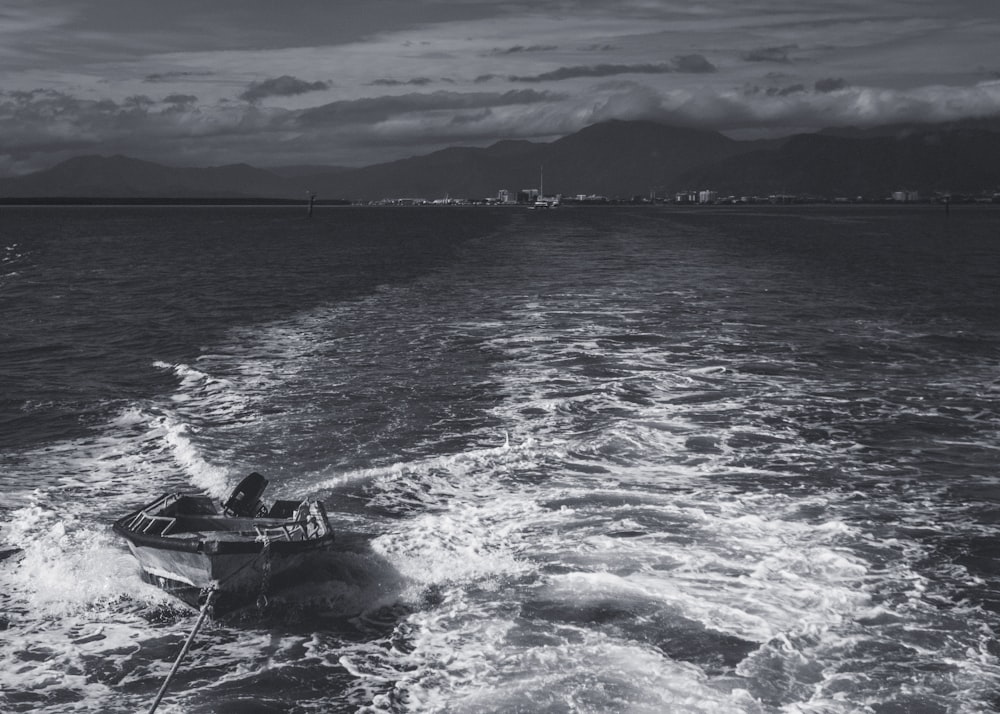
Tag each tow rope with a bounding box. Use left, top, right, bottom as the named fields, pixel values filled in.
left=147, top=587, right=218, bottom=714
left=145, top=533, right=276, bottom=711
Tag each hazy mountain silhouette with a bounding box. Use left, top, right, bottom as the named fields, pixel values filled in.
left=0, top=122, right=766, bottom=201
left=0, top=154, right=293, bottom=199
left=265, top=164, right=352, bottom=179
left=679, top=123, right=1000, bottom=197
left=1, top=118, right=998, bottom=201
left=299, top=121, right=763, bottom=200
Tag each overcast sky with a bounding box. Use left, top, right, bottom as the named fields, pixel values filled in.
left=2, top=0, right=999, bottom=175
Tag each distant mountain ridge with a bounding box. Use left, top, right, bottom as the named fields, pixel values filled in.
left=0, top=154, right=292, bottom=199
left=1, top=117, right=999, bottom=201
left=297, top=121, right=762, bottom=201
left=681, top=121, right=1000, bottom=197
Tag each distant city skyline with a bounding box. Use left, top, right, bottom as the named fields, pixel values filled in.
left=2, top=0, right=999, bottom=177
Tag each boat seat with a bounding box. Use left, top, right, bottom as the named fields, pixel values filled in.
left=268, top=499, right=301, bottom=519
left=168, top=515, right=259, bottom=533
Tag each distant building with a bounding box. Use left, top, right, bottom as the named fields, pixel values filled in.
left=517, top=188, right=540, bottom=204
left=698, top=190, right=717, bottom=204
left=497, top=189, right=515, bottom=204
left=892, top=190, right=920, bottom=202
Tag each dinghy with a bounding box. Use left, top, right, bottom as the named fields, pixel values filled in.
left=114, top=472, right=334, bottom=614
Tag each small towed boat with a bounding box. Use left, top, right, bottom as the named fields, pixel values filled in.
left=114, top=472, right=334, bottom=614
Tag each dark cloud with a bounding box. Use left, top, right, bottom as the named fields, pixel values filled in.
left=240, top=75, right=330, bottom=102
left=413, top=51, right=456, bottom=60
left=368, top=77, right=435, bottom=86
left=296, top=89, right=561, bottom=127
left=743, top=45, right=798, bottom=63
left=769, top=84, right=806, bottom=96
left=163, top=93, right=198, bottom=104
left=511, top=63, right=675, bottom=82
left=505, top=55, right=715, bottom=83
left=0, top=87, right=280, bottom=166
left=448, top=109, right=493, bottom=125
left=672, top=54, right=716, bottom=73
left=144, top=70, right=213, bottom=83
left=815, top=77, right=848, bottom=93
left=487, top=45, right=558, bottom=55
left=743, top=83, right=807, bottom=97
left=746, top=77, right=848, bottom=96
left=1, top=89, right=115, bottom=124
left=5, top=88, right=63, bottom=103
left=123, top=95, right=155, bottom=109
left=0, top=90, right=132, bottom=159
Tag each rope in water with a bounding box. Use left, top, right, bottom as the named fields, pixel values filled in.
left=147, top=587, right=218, bottom=714
left=144, top=538, right=275, bottom=712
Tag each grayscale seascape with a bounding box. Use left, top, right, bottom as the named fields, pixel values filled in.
left=2, top=204, right=999, bottom=712
left=4, top=1, right=1000, bottom=710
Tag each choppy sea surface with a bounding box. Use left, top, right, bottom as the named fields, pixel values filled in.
left=1, top=204, right=999, bottom=713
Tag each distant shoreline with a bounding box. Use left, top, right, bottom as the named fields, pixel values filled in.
left=1, top=197, right=997, bottom=208
left=0, top=197, right=354, bottom=206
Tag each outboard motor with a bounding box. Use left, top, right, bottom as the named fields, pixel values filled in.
left=223, top=472, right=269, bottom=517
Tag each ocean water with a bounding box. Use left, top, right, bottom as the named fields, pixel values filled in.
left=1, top=204, right=999, bottom=713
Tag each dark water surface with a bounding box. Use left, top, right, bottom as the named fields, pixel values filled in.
left=1, top=205, right=999, bottom=712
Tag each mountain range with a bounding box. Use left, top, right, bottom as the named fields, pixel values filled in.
left=2, top=118, right=999, bottom=201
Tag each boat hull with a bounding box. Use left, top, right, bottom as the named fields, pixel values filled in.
left=126, top=539, right=331, bottom=613
left=113, top=490, right=336, bottom=615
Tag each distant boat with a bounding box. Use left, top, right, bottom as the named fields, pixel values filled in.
left=529, top=196, right=559, bottom=209
left=528, top=164, right=558, bottom=208
left=113, top=472, right=334, bottom=614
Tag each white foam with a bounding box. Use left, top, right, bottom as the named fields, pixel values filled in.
left=2, top=498, right=153, bottom=612
left=7, top=220, right=1000, bottom=712
left=342, top=588, right=760, bottom=714
left=158, top=414, right=231, bottom=498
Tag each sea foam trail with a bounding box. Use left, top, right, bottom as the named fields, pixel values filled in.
left=4, top=207, right=1000, bottom=712
left=0, top=352, right=268, bottom=652
left=339, top=234, right=1000, bottom=712
left=330, top=425, right=894, bottom=711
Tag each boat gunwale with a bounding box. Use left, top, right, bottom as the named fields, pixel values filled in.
left=112, top=494, right=335, bottom=555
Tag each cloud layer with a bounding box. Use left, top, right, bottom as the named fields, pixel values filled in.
left=506, top=56, right=717, bottom=83
left=240, top=76, right=331, bottom=102
left=1, top=0, right=999, bottom=174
